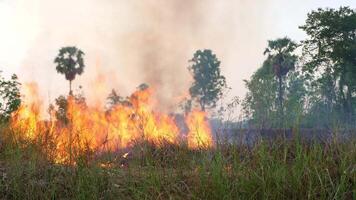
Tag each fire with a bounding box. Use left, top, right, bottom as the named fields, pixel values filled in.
left=10, top=84, right=214, bottom=164
left=186, top=110, right=214, bottom=149
left=11, top=83, right=42, bottom=139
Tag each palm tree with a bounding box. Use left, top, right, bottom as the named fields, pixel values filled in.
left=264, top=38, right=298, bottom=124
left=54, top=46, right=85, bottom=95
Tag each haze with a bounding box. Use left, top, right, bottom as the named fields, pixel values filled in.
left=0, top=0, right=355, bottom=110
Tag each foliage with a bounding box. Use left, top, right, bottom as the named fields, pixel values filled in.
left=264, top=38, right=298, bottom=120
left=188, top=49, right=227, bottom=111
left=243, top=39, right=303, bottom=128
left=106, top=84, right=150, bottom=112
left=300, top=7, right=356, bottom=124
left=54, top=46, right=85, bottom=95
left=1, top=6, right=356, bottom=199
left=52, top=92, right=87, bottom=125
left=0, top=73, right=21, bottom=121
left=284, top=71, right=306, bottom=127
left=244, top=7, right=356, bottom=129
left=53, top=95, right=69, bottom=124
left=242, top=60, right=278, bottom=128
left=106, top=89, right=131, bottom=111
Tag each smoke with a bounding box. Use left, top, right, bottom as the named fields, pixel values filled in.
left=115, top=0, right=213, bottom=110
left=6, top=0, right=272, bottom=112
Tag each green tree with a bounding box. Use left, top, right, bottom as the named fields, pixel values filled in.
left=0, top=72, right=21, bottom=121
left=242, top=60, right=278, bottom=128
left=243, top=53, right=305, bottom=128
left=302, top=68, right=339, bottom=128
left=300, top=7, right=356, bottom=123
left=284, top=71, right=306, bottom=127
left=188, top=49, right=227, bottom=111
left=264, top=38, right=298, bottom=119
left=54, top=46, right=85, bottom=95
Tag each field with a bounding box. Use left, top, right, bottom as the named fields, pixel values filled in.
left=1, top=1, right=356, bottom=200
left=0, top=126, right=355, bottom=200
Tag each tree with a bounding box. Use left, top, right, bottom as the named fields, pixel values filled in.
left=300, top=7, right=356, bottom=123
left=243, top=51, right=305, bottom=128
left=188, top=49, right=227, bottom=111
left=264, top=38, right=298, bottom=121
left=0, top=72, right=21, bottom=121
left=52, top=92, right=87, bottom=125
left=242, top=60, right=278, bottom=128
left=106, top=89, right=131, bottom=111
left=284, top=71, right=306, bottom=127
left=54, top=95, right=69, bottom=124
left=302, top=68, right=339, bottom=128
left=54, top=46, right=85, bottom=95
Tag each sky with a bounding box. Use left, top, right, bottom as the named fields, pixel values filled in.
left=0, top=0, right=355, bottom=111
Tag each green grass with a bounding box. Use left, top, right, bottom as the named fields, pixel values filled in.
left=0, top=127, right=355, bottom=199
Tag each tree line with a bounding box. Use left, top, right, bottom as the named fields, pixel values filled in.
left=0, top=46, right=227, bottom=124
left=243, top=7, right=356, bottom=129
left=0, top=7, right=355, bottom=130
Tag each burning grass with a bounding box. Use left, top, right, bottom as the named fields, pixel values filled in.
left=10, top=84, right=214, bottom=164
left=1, top=84, right=355, bottom=199
left=0, top=125, right=355, bottom=199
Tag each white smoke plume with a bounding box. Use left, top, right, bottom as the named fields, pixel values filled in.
left=2, top=0, right=278, bottom=112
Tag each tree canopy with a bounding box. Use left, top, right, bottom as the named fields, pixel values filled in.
left=188, top=49, right=227, bottom=111
left=243, top=6, right=356, bottom=129
left=264, top=38, right=298, bottom=119
left=300, top=6, right=356, bottom=124
left=0, top=73, right=21, bottom=121
left=54, top=46, right=85, bottom=95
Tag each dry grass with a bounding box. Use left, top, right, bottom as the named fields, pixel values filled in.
left=0, top=125, right=355, bottom=200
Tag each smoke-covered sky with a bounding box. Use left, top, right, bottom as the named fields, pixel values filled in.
left=0, top=0, right=355, bottom=110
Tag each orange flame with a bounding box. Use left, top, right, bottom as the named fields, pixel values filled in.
left=10, top=85, right=213, bottom=163
left=186, top=110, right=214, bottom=149
left=11, top=83, right=42, bottom=139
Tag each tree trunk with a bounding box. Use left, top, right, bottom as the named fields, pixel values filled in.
left=278, top=76, right=284, bottom=127
left=200, top=99, right=205, bottom=111
left=69, top=80, right=72, bottom=96
left=346, top=85, right=353, bottom=123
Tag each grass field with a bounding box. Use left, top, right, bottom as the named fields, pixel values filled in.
left=0, top=126, right=355, bottom=200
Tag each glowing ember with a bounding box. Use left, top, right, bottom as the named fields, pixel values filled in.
left=122, top=152, right=129, bottom=158
left=10, top=85, right=214, bottom=163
